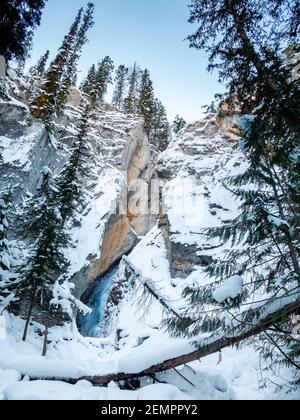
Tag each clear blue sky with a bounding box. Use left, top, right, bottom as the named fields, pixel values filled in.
left=27, top=0, right=224, bottom=122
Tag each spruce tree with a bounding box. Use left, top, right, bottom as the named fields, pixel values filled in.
left=18, top=168, right=70, bottom=342
left=31, top=8, right=83, bottom=121
left=138, top=69, right=155, bottom=137
left=166, top=0, right=300, bottom=378
left=93, top=56, right=114, bottom=102
left=31, top=4, right=94, bottom=122
left=56, top=3, right=95, bottom=112
left=172, top=115, right=186, bottom=134
left=151, top=99, right=171, bottom=151
left=28, top=50, right=49, bottom=99
left=81, top=64, right=96, bottom=95
left=56, top=104, right=93, bottom=221
left=112, top=65, right=129, bottom=109
left=0, top=0, right=46, bottom=62
left=188, top=0, right=300, bottom=128
left=124, top=63, right=141, bottom=115
left=28, top=50, right=50, bottom=80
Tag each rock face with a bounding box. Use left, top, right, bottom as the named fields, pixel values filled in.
left=168, top=241, right=214, bottom=278
left=103, top=108, right=246, bottom=345
left=156, top=110, right=242, bottom=279
left=217, top=98, right=241, bottom=139
left=0, top=72, right=157, bottom=311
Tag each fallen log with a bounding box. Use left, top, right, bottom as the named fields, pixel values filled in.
left=64, top=298, right=300, bottom=385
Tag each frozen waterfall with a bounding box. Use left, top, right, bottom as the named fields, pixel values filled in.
left=78, top=267, right=119, bottom=337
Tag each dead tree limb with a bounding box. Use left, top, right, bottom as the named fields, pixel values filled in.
left=57, top=298, right=300, bottom=385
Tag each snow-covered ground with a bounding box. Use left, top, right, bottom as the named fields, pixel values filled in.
left=0, top=309, right=298, bottom=400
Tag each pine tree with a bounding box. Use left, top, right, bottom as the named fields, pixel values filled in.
left=125, top=63, right=141, bottom=115
left=93, top=56, right=114, bottom=102
left=47, top=105, right=93, bottom=352
left=138, top=69, right=155, bottom=137
left=112, top=65, right=129, bottom=109
left=151, top=99, right=171, bottom=151
left=166, top=0, right=300, bottom=379
left=31, top=4, right=94, bottom=122
left=172, top=115, right=186, bottom=134
left=202, top=101, right=217, bottom=115
left=81, top=64, right=96, bottom=95
left=188, top=0, right=300, bottom=128
left=0, top=0, right=46, bottom=62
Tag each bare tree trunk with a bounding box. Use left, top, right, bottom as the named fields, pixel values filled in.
left=42, top=325, right=48, bottom=357
left=22, top=285, right=37, bottom=342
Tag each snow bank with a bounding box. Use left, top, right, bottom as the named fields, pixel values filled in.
left=0, top=369, right=21, bottom=400
left=3, top=380, right=190, bottom=401
left=118, top=333, right=196, bottom=374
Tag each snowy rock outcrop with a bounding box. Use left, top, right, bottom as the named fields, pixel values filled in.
left=156, top=113, right=244, bottom=279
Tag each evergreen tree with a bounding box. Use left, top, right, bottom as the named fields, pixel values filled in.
left=31, top=8, right=83, bottom=121
left=172, top=115, right=186, bottom=134
left=188, top=0, right=300, bottom=128
left=0, top=0, right=46, bottom=62
left=28, top=50, right=49, bottom=80
left=112, top=65, right=129, bottom=109
left=151, top=99, right=171, bottom=151
left=31, top=3, right=94, bottom=122
left=28, top=50, right=49, bottom=99
left=202, top=101, right=217, bottom=115
left=80, top=64, right=96, bottom=95
left=18, top=168, right=70, bottom=342
left=0, top=188, right=11, bottom=274
left=93, top=56, right=114, bottom=102
left=124, top=63, right=141, bottom=115
left=56, top=104, right=93, bottom=221
left=138, top=69, right=155, bottom=137
left=167, top=0, right=300, bottom=378
left=56, top=3, right=95, bottom=112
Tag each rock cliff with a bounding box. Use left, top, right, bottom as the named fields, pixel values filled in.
left=0, top=71, right=157, bottom=307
